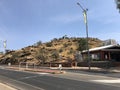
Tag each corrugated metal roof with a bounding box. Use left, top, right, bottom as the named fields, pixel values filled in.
left=82, top=45, right=120, bottom=53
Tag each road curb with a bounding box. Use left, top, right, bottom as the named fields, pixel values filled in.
left=6, top=67, right=66, bottom=74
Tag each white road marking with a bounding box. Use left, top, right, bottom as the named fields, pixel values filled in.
left=0, top=75, right=45, bottom=90
left=19, top=73, right=49, bottom=80
left=0, top=66, right=5, bottom=69
left=39, top=73, right=49, bottom=75
left=91, top=79, right=120, bottom=83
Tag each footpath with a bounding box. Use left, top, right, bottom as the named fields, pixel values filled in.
left=2, top=65, right=120, bottom=74
left=1, top=64, right=120, bottom=74
left=0, top=83, right=16, bottom=90
left=51, top=66, right=120, bottom=73
left=5, top=65, right=65, bottom=74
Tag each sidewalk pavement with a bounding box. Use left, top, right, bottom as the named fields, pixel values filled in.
left=6, top=66, right=65, bottom=74
left=2, top=65, right=120, bottom=74
left=51, top=66, right=120, bottom=73
left=0, top=83, right=16, bottom=90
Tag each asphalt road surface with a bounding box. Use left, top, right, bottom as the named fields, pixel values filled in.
left=0, top=68, right=120, bottom=90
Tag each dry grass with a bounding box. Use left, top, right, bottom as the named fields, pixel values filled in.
left=0, top=37, right=102, bottom=65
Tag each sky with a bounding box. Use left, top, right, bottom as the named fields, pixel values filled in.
left=0, top=0, right=120, bottom=51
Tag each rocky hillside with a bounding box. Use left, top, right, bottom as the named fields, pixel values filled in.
left=0, top=37, right=103, bottom=65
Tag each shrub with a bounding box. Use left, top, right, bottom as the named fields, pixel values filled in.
left=63, top=43, right=68, bottom=48
left=51, top=51, right=59, bottom=60
left=46, top=42, right=52, bottom=47
left=59, top=48, right=63, bottom=53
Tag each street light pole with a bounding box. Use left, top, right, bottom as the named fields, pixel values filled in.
left=3, top=40, right=7, bottom=53
left=77, top=2, right=91, bottom=70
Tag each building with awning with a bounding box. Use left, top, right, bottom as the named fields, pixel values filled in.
left=82, top=45, right=120, bottom=62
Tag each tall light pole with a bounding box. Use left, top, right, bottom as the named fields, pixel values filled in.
left=3, top=40, right=7, bottom=53
left=77, top=2, right=91, bottom=70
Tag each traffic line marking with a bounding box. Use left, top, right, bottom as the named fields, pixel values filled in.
left=39, top=73, right=49, bottom=75
left=19, top=73, right=49, bottom=80
left=91, top=79, right=120, bottom=83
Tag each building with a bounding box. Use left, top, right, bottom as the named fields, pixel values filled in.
left=102, top=39, right=118, bottom=46
left=82, top=45, right=120, bottom=62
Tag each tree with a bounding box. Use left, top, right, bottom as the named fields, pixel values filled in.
left=68, top=48, right=74, bottom=54
left=46, top=42, right=52, bottom=47
left=77, top=38, right=87, bottom=51
left=59, top=48, right=63, bottom=53
left=51, top=51, right=59, bottom=61
left=37, top=41, right=42, bottom=45
left=74, top=51, right=83, bottom=62
left=11, top=52, right=19, bottom=64
left=35, top=48, right=47, bottom=65
left=63, top=43, right=68, bottom=48
left=62, top=35, right=69, bottom=39
left=34, top=41, right=42, bottom=46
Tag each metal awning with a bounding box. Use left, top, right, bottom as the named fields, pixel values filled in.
left=82, top=45, right=120, bottom=53
left=101, top=49, right=120, bottom=52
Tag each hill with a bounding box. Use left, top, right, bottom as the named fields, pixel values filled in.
left=0, top=37, right=103, bottom=65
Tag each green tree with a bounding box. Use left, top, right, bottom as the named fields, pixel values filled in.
left=68, top=48, right=74, bottom=54
left=77, top=38, right=87, bottom=51
left=11, top=52, right=19, bottom=64
left=62, top=35, right=68, bottom=39
left=51, top=51, right=59, bottom=61
left=46, top=42, right=52, bottom=47
left=63, top=43, right=68, bottom=48
left=36, top=41, right=42, bottom=45
left=59, top=48, right=63, bottom=53
left=35, top=48, right=47, bottom=65
left=34, top=41, right=42, bottom=46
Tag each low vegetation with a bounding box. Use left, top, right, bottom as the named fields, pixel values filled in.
left=0, top=37, right=103, bottom=65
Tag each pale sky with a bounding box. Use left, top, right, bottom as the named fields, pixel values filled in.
left=0, top=0, right=120, bottom=51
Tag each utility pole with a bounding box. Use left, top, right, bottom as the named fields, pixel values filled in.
left=77, top=2, right=91, bottom=70
left=3, top=40, right=7, bottom=53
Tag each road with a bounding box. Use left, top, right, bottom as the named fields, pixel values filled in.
left=65, top=69, right=120, bottom=78
left=0, top=68, right=120, bottom=90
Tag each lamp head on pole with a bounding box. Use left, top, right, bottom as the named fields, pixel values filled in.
left=77, top=2, right=88, bottom=12
left=77, top=2, right=80, bottom=5
left=77, top=2, right=84, bottom=11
